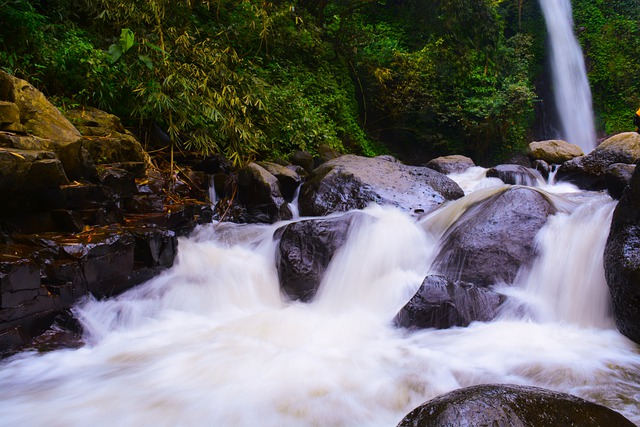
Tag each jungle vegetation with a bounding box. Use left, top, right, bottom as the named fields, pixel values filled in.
left=1, top=0, right=639, bottom=166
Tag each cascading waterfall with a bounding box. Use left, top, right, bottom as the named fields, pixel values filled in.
left=1, top=178, right=640, bottom=426
left=539, top=0, right=596, bottom=153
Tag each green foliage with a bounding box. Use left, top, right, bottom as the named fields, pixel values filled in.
left=574, top=0, right=640, bottom=134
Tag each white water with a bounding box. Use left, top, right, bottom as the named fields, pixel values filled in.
left=1, top=181, right=640, bottom=426
left=539, top=0, right=596, bottom=153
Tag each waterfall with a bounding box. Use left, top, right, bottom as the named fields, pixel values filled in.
left=539, top=0, right=596, bottom=153
left=1, top=182, right=640, bottom=426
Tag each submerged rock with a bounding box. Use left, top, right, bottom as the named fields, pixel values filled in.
left=298, top=155, right=464, bottom=217
left=397, top=384, right=635, bottom=427
left=394, top=275, right=505, bottom=329
left=432, top=187, right=556, bottom=287
left=486, top=164, right=545, bottom=187
left=275, top=212, right=367, bottom=302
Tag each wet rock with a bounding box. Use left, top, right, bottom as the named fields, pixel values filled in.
left=532, top=159, right=551, bottom=180
left=425, top=155, right=475, bottom=175
left=275, top=212, right=367, bottom=302
left=397, top=384, right=635, bottom=427
left=432, top=187, right=556, bottom=287
left=486, top=164, right=544, bottom=187
left=0, top=147, right=68, bottom=191
left=605, top=163, right=636, bottom=200
left=557, top=132, right=640, bottom=190
left=527, top=139, right=584, bottom=164
left=298, top=155, right=464, bottom=217
left=256, top=161, right=302, bottom=201
left=238, top=162, right=292, bottom=223
left=290, top=150, right=315, bottom=173
left=394, top=275, right=505, bottom=329
left=605, top=166, right=640, bottom=344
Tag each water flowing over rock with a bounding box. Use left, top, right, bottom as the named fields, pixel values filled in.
left=486, top=164, right=545, bottom=186
left=396, top=384, right=636, bottom=427
left=298, top=155, right=464, bottom=217
left=425, top=155, right=475, bottom=175
left=557, top=132, right=640, bottom=190
left=527, top=139, right=584, bottom=164
left=605, top=165, right=640, bottom=344
left=393, top=275, right=505, bottom=329
left=432, top=187, right=556, bottom=287
left=275, top=212, right=367, bottom=301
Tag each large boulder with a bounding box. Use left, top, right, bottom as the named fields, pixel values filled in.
left=605, top=165, right=640, bottom=344
left=298, top=155, right=464, bottom=217
left=397, top=384, right=635, bottom=427
left=527, top=139, right=584, bottom=164
left=275, top=212, right=367, bottom=301
left=432, top=187, right=556, bottom=287
left=394, top=275, right=505, bottom=329
left=556, top=132, right=640, bottom=190
left=238, top=162, right=293, bottom=223
left=425, top=155, right=475, bottom=175
left=605, top=163, right=636, bottom=200
left=256, top=161, right=301, bottom=201
left=0, top=71, right=83, bottom=178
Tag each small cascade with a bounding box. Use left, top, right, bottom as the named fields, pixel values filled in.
left=501, top=194, right=616, bottom=328
left=288, top=186, right=301, bottom=219
left=208, top=175, right=218, bottom=210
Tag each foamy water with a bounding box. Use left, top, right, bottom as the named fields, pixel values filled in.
left=0, top=179, right=639, bottom=426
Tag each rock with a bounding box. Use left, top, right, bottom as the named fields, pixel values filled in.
left=0, top=147, right=68, bottom=192
left=605, top=163, right=636, bottom=200
left=290, top=150, right=315, bottom=173
left=556, top=132, right=640, bottom=190
left=238, top=162, right=293, bottom=223
left=275, top=212, right=367, bottom=301
left=0, top=101, right=21, bottom=129
left=65, top=106, right=150, bottom=177
left=425, top=155, right=475, bottom=175
left=432, top=187, right=556, bottom=287
left=527, top=139, right=584, bottom=164
left=256, top=161, right=302, bottom=201
left=0, top=71, right=83, bottom=178
left=605, top=166, right=640, bottom=343
left=298, top=155, right=464, bottom=217
left=394, top=275, right=505, bottom=329
left=318, top=144, right=341, bottom=164
left=397, top=384, right=635, bottom=427
left=486, top=164, right=545, bottom=187
left=532, top=159, right=551, bottom=180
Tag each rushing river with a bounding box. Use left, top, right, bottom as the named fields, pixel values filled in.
left=0, top=168, right=639, bottom=426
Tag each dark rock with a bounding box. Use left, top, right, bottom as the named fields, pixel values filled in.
left=0, top=147, right=68, bottom=191
left=318, top=144, right=341, bottom=164
left=397, top=384, right=635, bottom=427
left=557, top=132, right=640, bottom=190
left=298, top=155, right=464, bottom=217
left=256, top=161, right=302, bottom=201
left=605, top=165, right=640, bottom=343
left=532, top=159, right=551, bottom=180
left=238, top=162, right=292, bottom=223
left=486, top=164, right=544, bottom=187
left=425, top=155, right=475, bottom=175
left=97, top=165, right=137, bottom=199
left=432, top=187, right=556, bottom=286
left=605, top=163, right=636, bottom=200
left=276, top=212, right=367, bottom=301
left=394, top=275, right=505, bottom=329
left=290, top=150, right=315, bottom=173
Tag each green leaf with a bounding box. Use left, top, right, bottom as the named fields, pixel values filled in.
left=139, top=55, right=153, bottom=70
left=108, top=44, right=123, bottom=63
left=119, top=28, right=135, bottom=53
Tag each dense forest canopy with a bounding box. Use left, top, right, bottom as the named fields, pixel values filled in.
left=1, top=0, right=639, bottom=166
